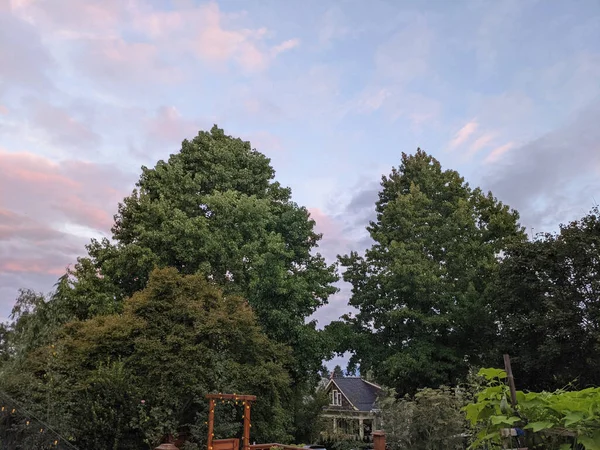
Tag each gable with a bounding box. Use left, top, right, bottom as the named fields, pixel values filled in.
left=325, top=378, right=381, bottom=412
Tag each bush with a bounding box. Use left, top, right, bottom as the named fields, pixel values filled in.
left=380, top=386, right=468, bottom=450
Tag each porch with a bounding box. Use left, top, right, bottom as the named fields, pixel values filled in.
left=321, top=412, right=379, bottom=441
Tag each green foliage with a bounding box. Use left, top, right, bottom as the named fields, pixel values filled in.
left=490, top=206, right=600, bottom=391
left=379, top=386, right=467, bottom=450
left=1, top=268, right=293, bottom=449
left=68, top=125, right=338, bottom=380
left=2, top=125, right=338, bottom=445
left=464, top=368, right=600, bottom=449
left=291, top=384, right=329, bottom=444
left=338, top=150, right=525, bottom=394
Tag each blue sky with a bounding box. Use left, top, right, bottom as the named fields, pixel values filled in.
left=1, top=0, right=600, bottom=368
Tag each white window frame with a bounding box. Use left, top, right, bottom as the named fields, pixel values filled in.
left=330, top=389, right=342, bottom=406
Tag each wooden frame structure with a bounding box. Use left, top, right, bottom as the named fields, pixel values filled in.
left=206, top=394, right=256, bottom=450
left=205, top=393, right=302, bottom=450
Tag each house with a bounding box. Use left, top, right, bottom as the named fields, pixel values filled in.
left=321, top=375, right=382, bottom=441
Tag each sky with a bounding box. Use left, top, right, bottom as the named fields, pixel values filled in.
left=1, top=0, right=600, bottom=368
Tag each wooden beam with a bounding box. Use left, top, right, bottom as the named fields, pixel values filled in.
left=503, top=354, right=518, bottom=409
left=206, top=394, right=257, bottom=401
left=207, top=398, right=215, bottom=450
left=243, top=401, right=252, bottom=450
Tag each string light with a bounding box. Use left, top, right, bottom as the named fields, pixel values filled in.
left=0, top=390, right=79, bottom=450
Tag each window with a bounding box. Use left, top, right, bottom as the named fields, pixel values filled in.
left=330, top=389, right=342, bottom=406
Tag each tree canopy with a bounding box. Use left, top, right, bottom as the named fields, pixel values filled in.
left=43, top=125, right=338, bottom=380
left=337, top=149, right=525, bottom=394
left=490, top=206, right=600, bottom=391
left=0, top=268, right=293, bottom=449
left=3, top=132, right=600, bottom=447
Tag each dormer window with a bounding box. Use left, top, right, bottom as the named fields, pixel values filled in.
left=330, top=389, right=342, bottom=406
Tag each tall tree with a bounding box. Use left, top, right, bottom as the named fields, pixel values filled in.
left=332, top=365, right=344, bottom=378
left=338, top=150, right=525, bottom=394
left=54, top=125, right=337, bottom=379
left=491, top=206, right=600, bottom=391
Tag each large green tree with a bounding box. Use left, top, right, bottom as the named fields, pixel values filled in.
left=0, top=268, right=293, bottom=449
left=2, top=125, right=337, bottom=444
left=54, top=126, right=337, bottom=379
left=490, top=206, right=600, bottom=391
left=337, top=150, right=525, bottom=394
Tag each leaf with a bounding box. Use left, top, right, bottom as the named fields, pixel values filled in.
left=524, top=421, right=554, bottom=432
left=490, top=415, right=520, bottom=426
left=463, top=403, right=483, bottom=425
left=478, top=368, right=508, bottom=380
left=579, top=435, right=600, bottom=450
left=564, top=411, right=586, bottom=427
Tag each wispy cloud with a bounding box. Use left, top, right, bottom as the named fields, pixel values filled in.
left=469, top=132, right=497, bottom=156
left=484, top=142, right=516, bottom=164
left=271, top=38, right=300, bottom=57
left=448, top=120, right=478, bottom=150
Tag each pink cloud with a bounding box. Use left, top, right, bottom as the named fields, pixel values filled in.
left=0, top=260, right=65, bottom=276
left=0, top=149, right=130, bottom=232
left=484, top=142, right=516, bottom=164
left=469, top=132, right=497, bottom=155
left=308, top=207, right=352, bottom=263
left=0, top=105, right=8, bottom=115
left=309, top=207, right=340, bottom=237
left=0, top=149, right=132, bottom=287
left=14, top=0, right=299, bottom=80
left=131, top=2, right=299, bottom=73
left=449, top=120, right=478, bottom=149
left=192, top=3, right=296, bottom=73
left=1, top=151, right=79, bottom=189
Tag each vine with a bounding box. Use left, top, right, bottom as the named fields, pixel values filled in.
left=464, top=368, right=600, bottom=449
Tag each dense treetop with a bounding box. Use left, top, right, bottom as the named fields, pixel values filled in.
left=337, top=149, right=526, bottom=394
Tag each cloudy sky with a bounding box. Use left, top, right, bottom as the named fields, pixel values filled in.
left=1, top=0, right=600, bottom=351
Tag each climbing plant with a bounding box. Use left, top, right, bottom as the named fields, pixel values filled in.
left=464, top=368, right=600, bottom=449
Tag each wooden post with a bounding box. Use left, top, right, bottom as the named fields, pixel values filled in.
left=207, top=398, right=215, bottom=450
left=372, top=430, right=385, bottom=450
left=503, top=354, right=518, bottom=409
left=243, top=401, right=251, bottom=450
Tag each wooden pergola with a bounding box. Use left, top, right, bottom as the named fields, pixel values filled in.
left=205, top=393, right=303, bottom=450
left=206, top=394, right=256, bottom=450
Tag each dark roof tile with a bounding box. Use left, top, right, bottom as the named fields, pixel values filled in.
left=332, top=378, right=381, bottom=412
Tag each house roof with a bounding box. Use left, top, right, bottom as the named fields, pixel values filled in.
left=327, top=377, right=381, bottom=412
